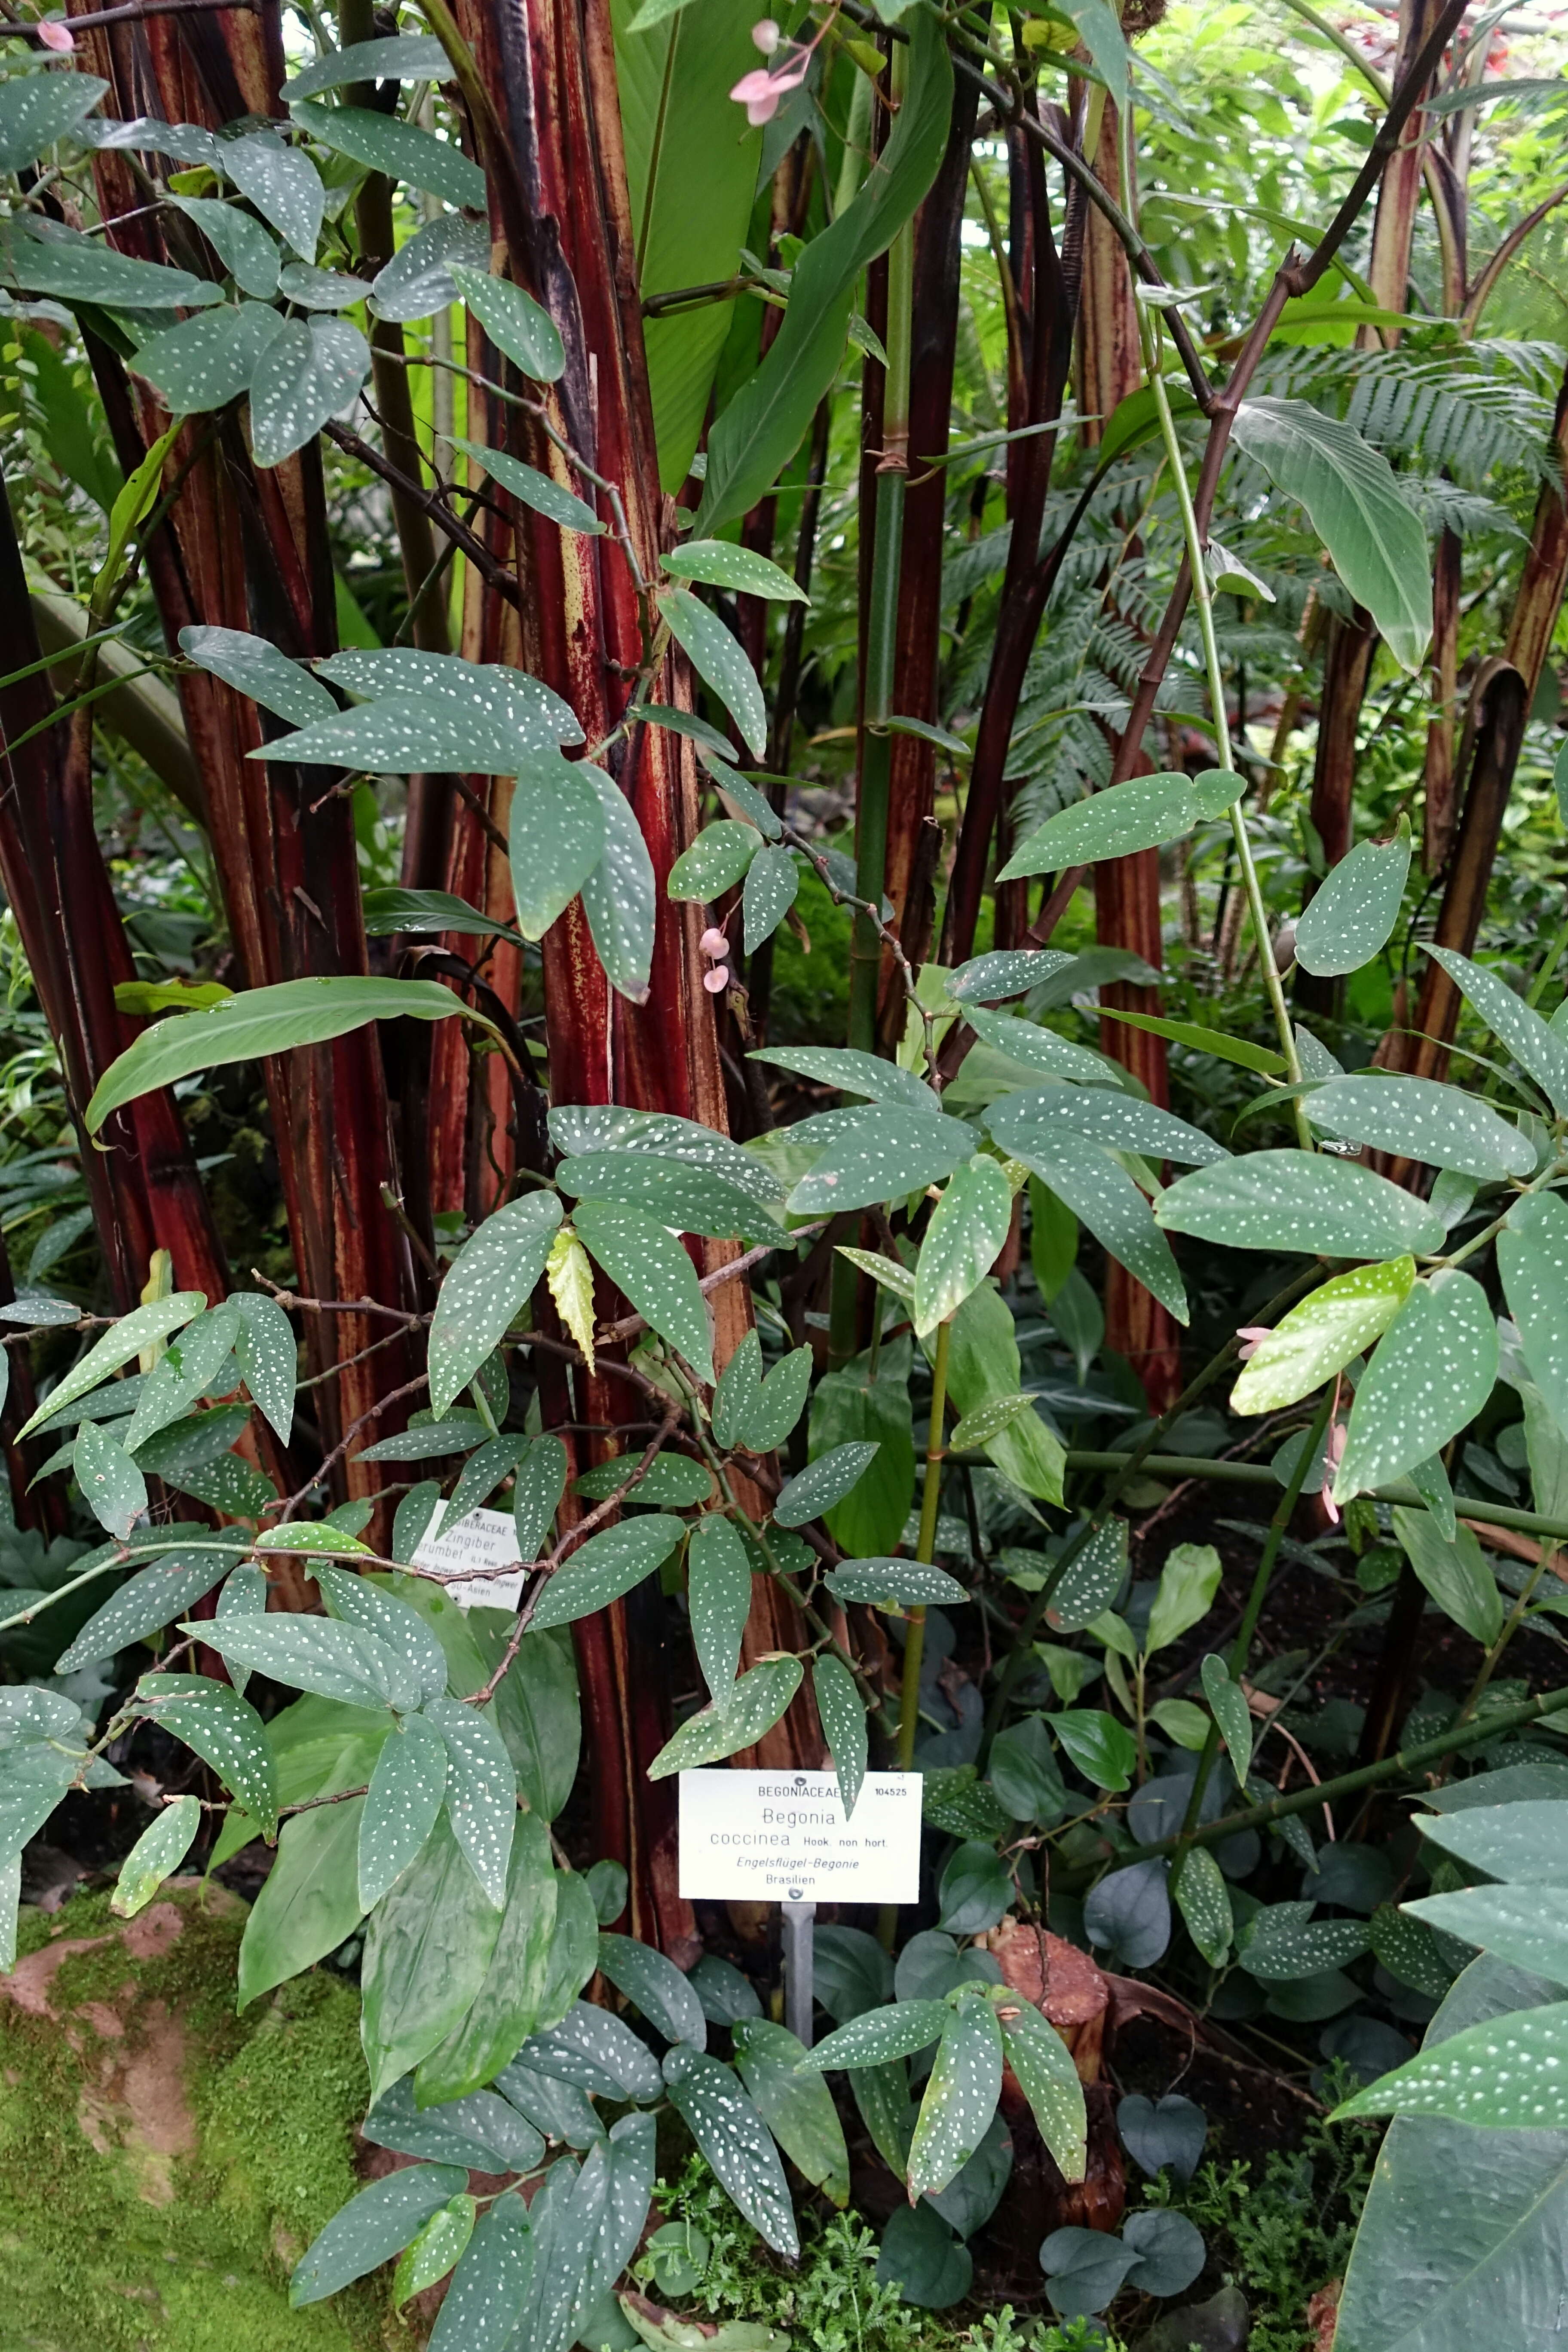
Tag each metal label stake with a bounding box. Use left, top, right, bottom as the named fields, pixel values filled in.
left=781, top=1892, right=815, bottom=2049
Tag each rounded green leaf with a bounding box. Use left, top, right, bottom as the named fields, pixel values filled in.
left=393, top=2194, right=477, bottom=2308
left=574, top=1450, right=714, bottom=1507
left=359, top=1712, right=448, bottom=1909
left=573, top=1196, right=715, bottom=1380
left=1294, top=819, right=1412, bottom=977
left=222, top=128, right=324, bottom=258
left=948, top=948, right=1075, bottom=1004
left=578, top=761, right=658, bottom=1004
left=507, top=749, right=607, bottom=940
left=741, top=843, right=800, bottom=953
left=0, top=71, right=109, bottom=173
left=72, top=1419, right=147, bottom=1539
left=370, top=211, right=490, bottom=322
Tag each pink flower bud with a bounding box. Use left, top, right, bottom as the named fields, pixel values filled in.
left=699, top=927, right=728, bottom=959
left=1235, top=1325, right=1271, bottom=1362
left=703, top=966, right=730, bottom=994
left=37, top=18, right=76, bottom=48
left=752, top=16, right=781, bottom=52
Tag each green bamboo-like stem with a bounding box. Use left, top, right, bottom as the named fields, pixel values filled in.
left=1168, top=1384, right=1335, bottom=1897
left=1059, top=1449, right=1568, bottom=1548
left=897, top=1317, right=953, bottom=1773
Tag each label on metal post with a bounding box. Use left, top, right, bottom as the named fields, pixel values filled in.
left=677, top=1769, right=920, bottom=1904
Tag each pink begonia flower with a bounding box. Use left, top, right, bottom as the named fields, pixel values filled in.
left=37, top=18, right=76, bottom=48
left=702, top=966, right=731, bottom=994
left=699, top=926, right=728, bottom=959
left=1235, top=1325, right=1272, bottom=1361
left=730, top=50, right=810, bottom=126
left=1320, top=1419, right=1348, bottom=1524
left=752, top=17, right=781, bottom=52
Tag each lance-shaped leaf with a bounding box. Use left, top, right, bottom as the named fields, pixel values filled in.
left=508, top=750, right=607, bottom=940
left=751, top=1044, right=939, bottom=1112
left=360, top=1816, right=504, bottom=2098
left=732, top=2019, right=849, bottom=2207
left=450, top=263, right=566, bottom=383
left=52, top=1547, right=230, bottom=1672
left=666, top=818, right=762, bottom=903
left=573, top=1451, right=711, bottom=1507
left=1401, top=1886, right=1568, bottom=1984
left=291, top=2165, right=471, bottom=2305
left=248, top=315, right=370, bottom=469
left=824, top=1559, right=968, bottom=1608
left=393, top=2195, right=477, bottom=2309
left=513, top=2153, right=594, bottom=2352
left=813, top=1654, right=867, bottom=1819
left=665, top=539, right=808, bottom=600
left=647, top=1656, right=802, bottom=1776
left=111, top=1795, right=200, bottom=1917
left=1232, top=1256, right=1415, bottom=1415
left=806, top=2002, right=950, bottom=2072
left=742, top=844, right=801, bottom=953
left=663, top=2046, right=798, bottom=2254
left=906, top=1996, right=1004, bottom=2202
left=1047, top=1517, right=1129, bottom=1634
left=73, top=1419, right=146, bottom=1538
left=1335, top=1274, right=1498, bottom=1502
left=16, top=1292, right=204, bottom=1440
left=579, top=762, right=657, bottom=1004
left=1231, top=397, right=1431, bottom=671
left=1156, top=1148, right=1446, bottom=1259
left=1333, top=1997, right=1568, bottom=2128
left=1305, top=1074, right=1533, bottom=1181
left=998, top=2000, right=1087, bottom=2180
left=529, top=1516, right=687, bottom=1633
left=137, top=1672, right=277, bottom=1836
left=659, top=590, right=765, bottom=755
left=85, top=977, right=493, bottom=1135
left=1391, top=1507, right=1503, bottom=1647
left=735, top=1346, right=813, bottom=1455
left=428, top=1191, right=563, bottom=1416
left=1173, top=1844, right=1233, bottom=1966
left=948, top=948, right=1075, bottom=1004
left=573, top=1197, right=714, bottom=1381
left=359, top=1712, right=447, bottom=1909
left=775, top=1442, right=879, bottom=1528
left=314, top=644, right=581, bottom=744
left=525, top=2002, right=665, bottom=2104
left=414, top=1816, right=559, bottom=2102
left=576, top=2113, right=658, bottom=2319
left=694, top=4, right=949, bottom=532
left=426, top=2195, right=533, bottom=2352
left=196, top=1613, right=420, bottom=1713
left=424, top=1695, right=517, bottom=1909
left=1000, top=773, right=1198, bottom=879
left=1199, top=1655, right=1253, bottom=1785
left=1, top=217, right=224, bottom=309
left=290, top=97, right=487, bottom=210
left=1428, top=946, right=1568, bottom=1116
left=989, top=1084, right=1229, bottom=1168
left=548, top=1104, right=785, bottom=1205
left=136, top=299, right=289, bottom=415
left=287, top=31, right=450, bottom=95
left=1419, top=1799, right=1568, bottom=1883
left=230, top=1289, right=297, bottom=1442
left=370, top=210, right=490, bottom=322
left=964, top=1004, right=1134, bottom=1087
left=221, top=128, right=323, bottom=257
left=687, top=1515, right=752, bottom=1702
left=711, top=1330, right=762, bottom=1451
left=1500, top=1194, right=1568, bottom=1436
left=786, top=1105, right=976, bottom=1216
left=914, top=1155, right=1013, bottom=1338
left=1006, top=1130, right=1188, bottom=1325
left=314, top=1564, right=448, bottom=1703
left=599, top=1929, right=707, bottom=2049
left=0, top=71, right=109, bottom=172
left=1294, top=818, right=1412, bottom=977
left=168, top=193, right=281, bottom=296
left=1239, top=1902, right=1372, bottom=1980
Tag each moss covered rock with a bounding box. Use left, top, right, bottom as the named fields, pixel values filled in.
left=0, top=1880, right=396, bottom=2352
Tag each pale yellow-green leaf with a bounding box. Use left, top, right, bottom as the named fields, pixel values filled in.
left=1231, top=1255, right=1415, bottom=1415
left=547, top=1228, right=597, bottom=1371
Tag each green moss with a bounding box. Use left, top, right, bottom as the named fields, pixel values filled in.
left=1, top=1885, right=394, bottom=2352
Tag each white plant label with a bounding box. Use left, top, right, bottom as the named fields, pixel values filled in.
left=678, top=1769, right=921, bottom=1903
left=410, top=1501, right=526, bottom=1609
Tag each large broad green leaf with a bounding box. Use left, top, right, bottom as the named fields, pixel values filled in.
left=573, top=1198, right=715, bottom=1381
left=222, top=129, right=325, bottom=259
left=937, top=1283, right=1066, bottom=1505
left=290, top=98, right=487, bottom=210
left=85, top=977, right=486, bottom=1134
left=561, top=1152, right=771, bottom=1246
left=414, top=1815, right=559, bottom=2102
left=0, top=217, right=222, bottom=310
left=693, top=6, right=952, bottom=533
left=0, top=72, right=108, bottom=172
left=687, top=1515, right=752, bottom=1703
left=1305, top=1075, right=1533, bottom=1180
left=786, top=1104, right=977, bottom=1216
left=360, top=1815, right=505, bottom=2099
left=237, top=1798, right=367, bottom=2007
left=578, top=761, right=658, bottom=1004
left=135, top=301, right=288, bottom=416
left=508, top=751, right=607, bottom=938
left=659, top=591, right=766, bottom=756
left=914, top=1155, right=1013, bottom=1337
left=741, top=1346, right=813, bottom=1454
left=1403, top=1885, right=1568, bottom=1983
left=198, top=1614, right=418, bottom=1712
left=1231, top=397, right=1432, bottom=671
left=1145, top=1544, right=1223, bottom=1655
left=989, top=1082, right=1228, bottom=1168
left=1499, top=1194, right=1568, bottom=1435
left=1238, top=1901, right=1372, bottom=1980
left=1004, top=1128, right=1188, bottom=1325
left=824, top=1559, right=967, bottom=1608
left=663, top=2046, right=798, bottom=2256
left=291, top=2164, right=470, bottom=2306
left=1391, top=1507, right=1504, bottom=1647
left=1156, top=1148, right=1446, bottom=1259
left=1428, top=947, right=1568, bottom=1117
left=999, top=774, right=1197, bottom=879
left=477, top=1615, right=578, bottom=1817
left=1294, top=819, right=1412, bottom=978
left=1231, top=1257, right=1415, bottom=1415
left=610, top=0, right=763, bottom=489
left=907, top=1996, right=1004, bottom=2202
left=1335, top=1274, right=1498, bottom=1502
left=248, top=314, right=370, bottom=467
left=732, top=2019, right=850, bottom=2207
left=529, top=1516, right=687, bottom=1633
left=428, top=1191, right=563, bottom=1415
left=1333, top=1957, right=1568, bottom=2351
left=1419, top=1798, right=1568, bottom=1883
left=1335, top=1994, right=1568, bottom=2130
